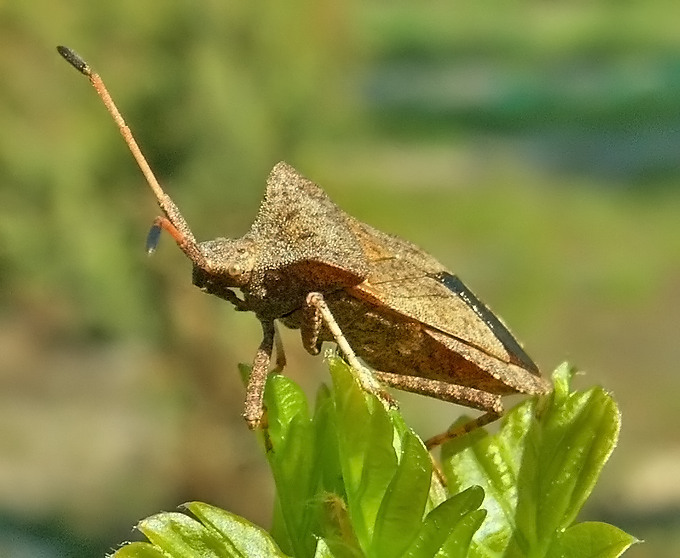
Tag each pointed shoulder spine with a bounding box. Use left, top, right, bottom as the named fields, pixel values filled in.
left=267, top=161, right=301, bottom=186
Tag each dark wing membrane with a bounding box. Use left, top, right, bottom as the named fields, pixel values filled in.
left=429, top=272, right=539, bottom=373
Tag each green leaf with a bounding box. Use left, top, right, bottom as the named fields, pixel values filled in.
left=112, top=542, right=171, bottom=558
left=329, top=358, right=399, bottom=550
left=311, top=388, right=365, bottom=557
left=547, top=522, right=639, bottom=558
left=313, top=539, right=336, bottom=558
left=440, top=363, right=630, bottom=557
left=436, top=510, right=487, bottom=558
left=441, top=402, right=534, bottom=554
left=112, top=361, right=635, bottom=558
left=371, top=430, right=432, bottom=556
left=312, top=383, right=346, bottom=500
left=185, top=502, right=288, bottom=557
left=316, top=493, right=364, bottom=558
left=113, top=503, right=287, bottom=558
left=404, top=486, right=485, bottom=558
left=136, top=512, right=230, bottom=558
left=263, top=373, right=318, bottom=557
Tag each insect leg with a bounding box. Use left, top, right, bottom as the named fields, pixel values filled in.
left=243, top=320, right=275, bottom=429
left=273, top=322, right=286, bottom=371
left=305, top=292, right=396, bottom=408
left=214, top=289, right=250, bottom=312
left=423, top=412, right=501, bottom=449
left=372, top=372, right=502, bottom=413
left=300, top=295, right=324, bottom=356
left=371, top=371, right=503, bottom=448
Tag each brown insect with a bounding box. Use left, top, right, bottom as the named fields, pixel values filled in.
left=57, top=46, right=550, bottom=448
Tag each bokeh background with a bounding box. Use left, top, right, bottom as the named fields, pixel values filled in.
left=1, top=2, right=679, bottom=556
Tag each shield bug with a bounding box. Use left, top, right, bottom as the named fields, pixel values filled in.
left=57, top=46, right=550, bottom=448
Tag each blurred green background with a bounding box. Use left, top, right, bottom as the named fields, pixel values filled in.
left=1, top=1, right=679, bottom=556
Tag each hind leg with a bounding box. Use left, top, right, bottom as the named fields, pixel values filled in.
left=372, top=370, right=503, bottom=448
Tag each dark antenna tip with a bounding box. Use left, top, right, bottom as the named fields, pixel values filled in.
left=145, top=222, right=163, bottom=254
left=56, top=45, right=91, bottom=76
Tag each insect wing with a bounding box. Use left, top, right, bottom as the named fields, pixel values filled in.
left=346, top=220, right=541, bottom=378
left=429, top=271, right=538, bottom=373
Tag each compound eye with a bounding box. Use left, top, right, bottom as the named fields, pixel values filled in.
left=228, top=263, right=243, bottom=277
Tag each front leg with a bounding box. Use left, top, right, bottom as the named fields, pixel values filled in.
left=243, top=319, right=275, bottom=429
left=273, top=322, right=286, bottom=371
left=216, top=289, right=249, bottom=312
left=304, top=292, right=396, bottom=408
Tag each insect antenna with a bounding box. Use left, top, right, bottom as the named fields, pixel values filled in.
left=56, top=45, right=206, bottom=267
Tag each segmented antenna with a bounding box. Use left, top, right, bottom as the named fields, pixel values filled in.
left=56, top=46, right=89, bottom=74
left=56, top=46, right=206, bottom=267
